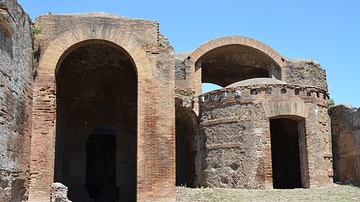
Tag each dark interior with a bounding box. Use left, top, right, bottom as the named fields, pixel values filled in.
left=55, top=41, right=137, bottom=201
left=198, top=44, right=280, bottom=87
left=270, top=118, right=302, bottom=189
left=86, top=126, right=117, bottom=200
left=176, top=107, right=196, bottom=187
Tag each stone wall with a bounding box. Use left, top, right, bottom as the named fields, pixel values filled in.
left=200, top=102, right=268, bottom=189
left=0, top=0, right=32, bottom=201
left=175, top=52, right=193, bottom=93
left=198, top=83, right=333, bottom=188
left=331, top=105, right=360, bottom=186
left=283, top=58, right=328, bottom=91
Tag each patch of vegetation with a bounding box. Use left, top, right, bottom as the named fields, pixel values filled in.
left=176, top=90, right=195, bottom=96
left=158, top=38, right=167, bottom=48
left=328, top=98, right=335, bottom=109
left=30, top=25, right=42, bottom=36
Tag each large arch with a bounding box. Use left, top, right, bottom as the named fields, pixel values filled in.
left=54, top=40, right=138, bottom=201
left=29, top=26, right=154, bottom=201
left=187, top=36, right=285, bottom=95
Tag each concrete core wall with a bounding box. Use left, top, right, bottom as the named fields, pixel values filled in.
left=198, top=84, right=333, bottom=189
left=0, top=0, right=32, bottom=201
left=283, top=58, right=328, bottom=91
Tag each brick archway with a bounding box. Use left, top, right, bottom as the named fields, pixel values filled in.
left=29, top=26, right=153, bottom=201
left=187, top=36, right=285, bottom=95
left=188, top=36, right=284, bottom=66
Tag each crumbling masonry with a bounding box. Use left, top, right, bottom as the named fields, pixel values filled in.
left=0, top=0, right=359, bottom=201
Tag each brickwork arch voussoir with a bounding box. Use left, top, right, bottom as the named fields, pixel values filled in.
left=188, top=36, right=284, bottom=68
left=38, top=26, right=151, bottom=78
left=262, top=101, right=309, bottom=120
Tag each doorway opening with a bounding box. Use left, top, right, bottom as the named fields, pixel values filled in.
left=86, top=126, right=118, bottom=200
left=176, top=107, right=198, bottom=187
left=270, top=118, right=303, bottom=189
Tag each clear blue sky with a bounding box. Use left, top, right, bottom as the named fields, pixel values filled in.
left=18, top=0, right=360, bottom=107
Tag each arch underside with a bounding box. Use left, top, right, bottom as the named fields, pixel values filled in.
left=188, top=36, right=284, bottom=95
left=199, top=44, right=277, bottom=87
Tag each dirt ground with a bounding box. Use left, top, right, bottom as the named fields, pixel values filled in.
left=176, top=184, right=360, bottom=201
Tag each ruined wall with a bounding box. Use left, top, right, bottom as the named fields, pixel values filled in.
left=283, top=58, right=328, bottom=91
left=0, top=0, right=32, bottom=201
left=30, top=13, right=176, bottom=201
left=200, top=102, right=267, bottom=189
left=305, top=98, right=333, bottom=187
left=198, top=84, right=332, bottom=188
left=175, top=52, right=194, bottom=93
left=331, top=105, right=360, bottom=186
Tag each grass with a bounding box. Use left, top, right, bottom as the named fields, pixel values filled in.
left=176, top=184, right=360, bottom=201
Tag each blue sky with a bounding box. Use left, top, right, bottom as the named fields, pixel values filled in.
left=18, top=0, right=360, bottom=107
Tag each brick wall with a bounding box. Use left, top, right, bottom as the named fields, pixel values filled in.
left=30, top=14, right=175, bottom=201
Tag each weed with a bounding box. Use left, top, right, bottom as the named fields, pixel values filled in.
left=30, top=25, right=42, bottom=35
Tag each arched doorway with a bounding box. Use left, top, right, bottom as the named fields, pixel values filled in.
left=270, top=118, right=306, bottom=189
left=175, top=107, right=200, bottom=187
left=55, top=41, right=137, bottom=201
